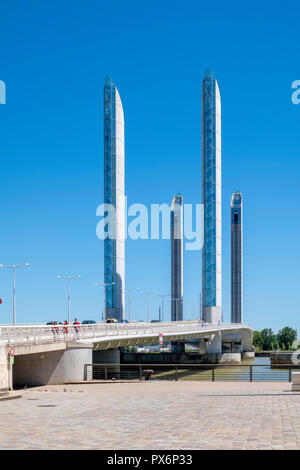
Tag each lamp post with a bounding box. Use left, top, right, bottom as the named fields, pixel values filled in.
left=156, top=294, right=170, bottom=323
left=141, top=290, right=156, bottom=322
left=94, top=282, right=115, bottom=321
left=57, top=275, right=82, bottom=323
left=122, top=287, right=139, bottom=323
left=0, top=263, right=30, bottom=325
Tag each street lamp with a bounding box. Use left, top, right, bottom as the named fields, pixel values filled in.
left=122, top=287, right=139, bottom=323
left=0, top=263, right=30, bottom=325
left=94, top=282, right=115, bottom=321
left=156, top=294, right=170, bottom=323
left=57, top=275, right=82, bottom=323
left=141, top=290, right=156, bottom=322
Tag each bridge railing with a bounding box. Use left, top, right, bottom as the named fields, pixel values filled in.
left=0, top=322, right=250, bottom=347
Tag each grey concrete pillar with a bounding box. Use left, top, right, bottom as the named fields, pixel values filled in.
left=206, top=332, right=222, bottom=354
left=198, top=339, right=207, bottom=355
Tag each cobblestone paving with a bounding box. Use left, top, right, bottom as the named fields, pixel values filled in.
left=1, top=382, right=300, bottom=449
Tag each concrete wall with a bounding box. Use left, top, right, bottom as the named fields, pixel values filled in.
left=13, top=342, right=93, bottom=387
left=0, top=348, right=9, bottom=390
left=270, top=352, right=295, bottom=365
left=243, top=351, right=255, bottom=359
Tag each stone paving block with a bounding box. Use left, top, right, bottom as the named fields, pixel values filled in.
left=0, top=382, right=300, bottom=449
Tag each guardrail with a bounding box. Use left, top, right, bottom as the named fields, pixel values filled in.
left=0, top=322, right=249, bottom=347
left=84, top=363, right=300, bottom=382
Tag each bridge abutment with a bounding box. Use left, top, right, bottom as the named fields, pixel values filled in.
left=13, top=342, right=93, bottom=387
left=0, top=347, right=9, bottom=390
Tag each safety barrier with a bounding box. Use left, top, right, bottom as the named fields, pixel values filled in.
left=84, top=363, right=300, bottom=382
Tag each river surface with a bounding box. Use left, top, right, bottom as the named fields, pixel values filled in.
left=145, top=356, right=296, bottom=382
left=213, top=356, right=292, bottom=382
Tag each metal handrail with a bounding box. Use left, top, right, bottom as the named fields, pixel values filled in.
left=84, top=363, right=300, bottom=383
left=86, top=362, right=300, bottom=367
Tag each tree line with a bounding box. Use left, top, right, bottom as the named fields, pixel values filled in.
left=253, top=327, right=297, bottom=351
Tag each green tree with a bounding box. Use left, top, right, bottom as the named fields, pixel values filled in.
left=260, top=328, right=278, bottom=351
left=253, top=330, right=262, bottom=350
left=277, top=327, right=297, bottom=351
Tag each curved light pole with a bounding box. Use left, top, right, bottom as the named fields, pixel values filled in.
left=0, top=263, right=30, bottom=325
left=94, top=282, right=115, bottom=322
left=122, top=287, right=139, bottom=323
left=57, top=275, right=82, bottom=323
left=156, top=294, right=170, bottom=323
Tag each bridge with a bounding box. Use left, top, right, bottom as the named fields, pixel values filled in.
left=0, top=321, right=253, bottom=389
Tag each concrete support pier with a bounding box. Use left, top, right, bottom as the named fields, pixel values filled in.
left=13, top=342, right=93, bottom=387
left=206, top=332, right=222, bottom=354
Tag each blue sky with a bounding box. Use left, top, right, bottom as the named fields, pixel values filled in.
left=0, top=0, right=299, bottom=332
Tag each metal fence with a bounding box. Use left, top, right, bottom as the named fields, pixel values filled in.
left=84, top=363, right=300, bottom=382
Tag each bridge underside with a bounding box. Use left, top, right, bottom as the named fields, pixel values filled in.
left=90, top=327, right=253, bottom=352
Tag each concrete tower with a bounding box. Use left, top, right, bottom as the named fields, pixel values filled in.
left=231, top=192, right=243, bottom=323
left=103, top=76, right=125, bottom=321
left=171, top=194, right=183, bottom=321
left=202, top=69, right=222, bottom=324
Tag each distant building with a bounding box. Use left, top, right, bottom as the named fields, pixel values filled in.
left=103, top=76, right=125, bottom=321
left=202, top=69, right=222, bottom=324
left=171, top=194, right=183, bottom=321
left=231, top=192, right=243, bottom=323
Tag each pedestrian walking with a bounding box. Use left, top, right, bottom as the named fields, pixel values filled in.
left=73, top=318, right=80, bottom=339
left=52, top=321, right=59, bottom=340
left=63, top=320, right=69, bottom=337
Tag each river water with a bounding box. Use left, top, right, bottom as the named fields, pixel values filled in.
left=213, top=356, right=292, bottom=382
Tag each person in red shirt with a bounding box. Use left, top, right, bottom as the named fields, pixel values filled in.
left=63, top=320, right=69, bottom=336
left=73, top=318, right=80, bottom=339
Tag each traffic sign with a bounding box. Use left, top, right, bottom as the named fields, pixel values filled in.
left=9, top=347, right=14, bottom=357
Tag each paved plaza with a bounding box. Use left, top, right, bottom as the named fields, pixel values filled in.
left=1, top=381, right=300, bottom=450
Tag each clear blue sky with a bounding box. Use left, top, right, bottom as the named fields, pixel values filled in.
left=0, top=0, right=299, bottom=332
